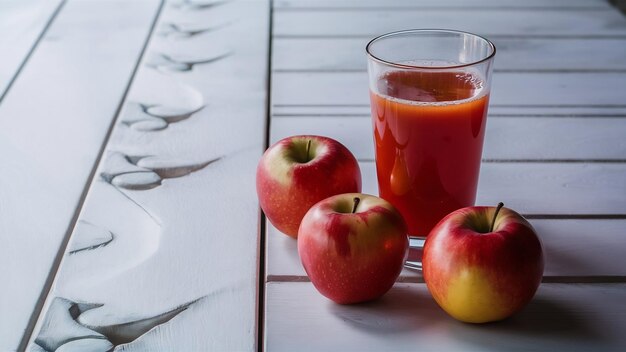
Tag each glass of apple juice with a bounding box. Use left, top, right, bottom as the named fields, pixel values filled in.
left=366, top=29, right=496, bottom=270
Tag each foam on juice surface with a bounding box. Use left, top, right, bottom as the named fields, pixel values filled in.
left=374, top=60, right=487, bottom=106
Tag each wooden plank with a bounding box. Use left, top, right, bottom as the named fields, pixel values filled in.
left=260, top=162, right=626, bottom=230
left=480, top=117, right=626, bottom=161
left=272, top=72, right=626, bottom=111
left=270, top=116, right=626, bottom=161
left=267, top=218, right=626, bottom=279
left=273, top=8, right=626, bottom=37
left=266, top=282, right=626, bottom=351
left=260, top=160, right=626, bottom=219
left=0, top=1, right=161, bottom=350
left=273, top=37, right=626, bottom=72
left=0, top=0, right=63, bottom=100
left=473, top=163, right=626, bottom=215
left=275, top=0, right=612, bottom=9
left=28, top=0, right=269, bottom=350
left=350, top=162, right=626, bottom=216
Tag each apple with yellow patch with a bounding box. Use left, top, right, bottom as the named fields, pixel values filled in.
left=256, top=135, right=361, bottom=238
left=298, top=193, right=408, bottom=304
left=423, top=203, right=544, bottom=323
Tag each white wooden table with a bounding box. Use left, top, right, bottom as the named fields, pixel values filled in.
left=1, top=0, right=625, bottom=351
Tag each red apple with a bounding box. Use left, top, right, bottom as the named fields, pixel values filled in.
left=423, top=203, right=544, bottom=323
left=298, top=193, right=409, bottom=304
left=256, top=135, right=361, bottom=238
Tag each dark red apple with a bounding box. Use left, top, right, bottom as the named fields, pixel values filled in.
left=298, top=193, right=409, bottom=304
left=423, top=203, right=544, bottom=323
left=256, top=135, right=361, bottom=238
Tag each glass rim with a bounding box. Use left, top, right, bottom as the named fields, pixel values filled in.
left=366, top=29, right=496, bottom=70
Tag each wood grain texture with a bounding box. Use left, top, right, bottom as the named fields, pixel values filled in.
left=274, top=7, right=626, bottom=37
left=272, top=72, right=626, bottom=109
left=0, top=1, right=160, bottom=350
left=275, top=0, right=612, bottom=9
left=0, top=0, right=63, bottom=99
left=270, top=116, right=626, bottom=161
left=266, top=282, right=626, bottom=351
left=273, top=37, right=626, bottom=71
left=28, top=0, right=269, bottom=350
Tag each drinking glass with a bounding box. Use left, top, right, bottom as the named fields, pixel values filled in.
left=366, top=29, right=496, bottom=269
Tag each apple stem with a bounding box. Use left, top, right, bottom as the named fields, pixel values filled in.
left=306, top=139, right=312, bottom=161
left=489, top=202, right=505, bottom=232
left=352, top=197, right=361, bottom=213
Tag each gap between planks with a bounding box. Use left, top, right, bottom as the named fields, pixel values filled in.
left=0, top=0, right=66, bottom=104
left=258, top=0, right=275, bottom=351
left=17, top=1, right=166, bottom=350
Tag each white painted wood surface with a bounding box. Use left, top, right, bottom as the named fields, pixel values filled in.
left=271, top=116, right=626, bottom=161
left=267, top=219, right=626, bottom=279
left=351, top=162, right=626, bottom=216
left=266, top=160, right=626, bottom=278
left=265, top=1, right=626, bottom=351
left=472, top=163, right=626, bottom=215
left=273, top=7, right=626, bottom=37
left=27, top=0, right=269, bottom=350
left=265, top=282, right=626, bottom=351
left=274, top=37, right=626, bottom=71
left=272, top=72, right=626, bottom=108
left=0, top=1, right=160, bottom=350
left=0, top=0, right=624, bottom=350
left=0, top=0, right=63, bottom=99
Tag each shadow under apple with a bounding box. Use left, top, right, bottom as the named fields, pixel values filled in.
left=327, top=284, right=445, bottom=334
left=327, top=281, right=610, bottom=351
left=447, top=295, right=607, bottom=351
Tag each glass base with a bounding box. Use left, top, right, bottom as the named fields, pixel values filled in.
left=404, top=236, right=426, bottom=271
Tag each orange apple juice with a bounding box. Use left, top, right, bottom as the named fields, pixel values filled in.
left=370, top=70, right=489, bottom=236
